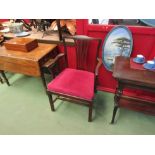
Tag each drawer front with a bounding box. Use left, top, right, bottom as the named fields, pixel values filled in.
left=39, top=47, right=58, bottom=66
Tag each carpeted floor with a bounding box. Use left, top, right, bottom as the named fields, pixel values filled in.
left=0, top=73, right=155, bottom=135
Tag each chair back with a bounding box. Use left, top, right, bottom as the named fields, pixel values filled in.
left=63, top=35, right=102, bottom=73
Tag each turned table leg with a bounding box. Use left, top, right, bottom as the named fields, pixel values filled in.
left=111, top=81, right=123, bottom=124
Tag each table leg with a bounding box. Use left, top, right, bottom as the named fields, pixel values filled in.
left=111, top=105, right=118, bottom=124
left=0, top=76, right=3, bottom=84
left=111, top=81, right=123, bottom=124
left=0, top=71, right=10, bottom=86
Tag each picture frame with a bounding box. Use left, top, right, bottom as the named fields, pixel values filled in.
left=102, top=26, right=133, bottom=71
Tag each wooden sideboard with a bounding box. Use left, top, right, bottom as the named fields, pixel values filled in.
left=111, top=56, right=155, bottom=123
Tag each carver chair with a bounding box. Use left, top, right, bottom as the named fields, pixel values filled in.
left=0, top=70, right=10, bottom=86
left=45, top=35, right=102, bottom=122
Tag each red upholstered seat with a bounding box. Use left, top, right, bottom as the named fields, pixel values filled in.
left=47, top=68, right=95, bottom=101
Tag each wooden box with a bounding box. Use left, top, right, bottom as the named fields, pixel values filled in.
left=4, top=38, right=38, bottom=52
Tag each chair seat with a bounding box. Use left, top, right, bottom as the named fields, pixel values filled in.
left=47, top=68, right=95, bottom=101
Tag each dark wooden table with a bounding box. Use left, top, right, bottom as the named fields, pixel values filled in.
left=111, top=56, right=155, bottom=123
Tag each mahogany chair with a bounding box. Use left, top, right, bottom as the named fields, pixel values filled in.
left=45, top=35, right=102, bottom=122
left=0, top=70, right=10, bottom=86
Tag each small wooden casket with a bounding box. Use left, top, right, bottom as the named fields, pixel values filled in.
left=4, top=38, right=38, bottom=52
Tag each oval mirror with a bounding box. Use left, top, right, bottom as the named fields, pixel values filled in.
left=102, top=26, right=133, bottom=71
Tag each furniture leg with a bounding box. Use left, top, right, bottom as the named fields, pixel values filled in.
left=111, top=82, right=123, bottom=124
left=47, top=93, right=55, bottom=111
left=88, top=102, right=93, bottom=122
left=40, top=71, right=47, bottom=91
left=1, top=71, right=10, bottom=86
left=0, top=76, right=3, bottom=84
left=111, top=106, right=118, bottom=124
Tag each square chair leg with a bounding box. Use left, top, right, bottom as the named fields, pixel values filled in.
left=47, top=93, right=55, bottom=111
left=88, top=102, right=93, bottom=122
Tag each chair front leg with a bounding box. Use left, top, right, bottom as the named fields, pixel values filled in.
left=47, top=92, right=55, bottom=111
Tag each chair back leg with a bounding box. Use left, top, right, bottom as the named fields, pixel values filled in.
left=88, top=101, right=93, bottom=122
left=40, top=71, right=47, bottom=91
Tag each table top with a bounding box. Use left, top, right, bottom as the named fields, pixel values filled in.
left=3, top=28, right=74, bottom=45
left=0, top=43, right=57, bottom=61
left=113, top=56, right=155, bottom=88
